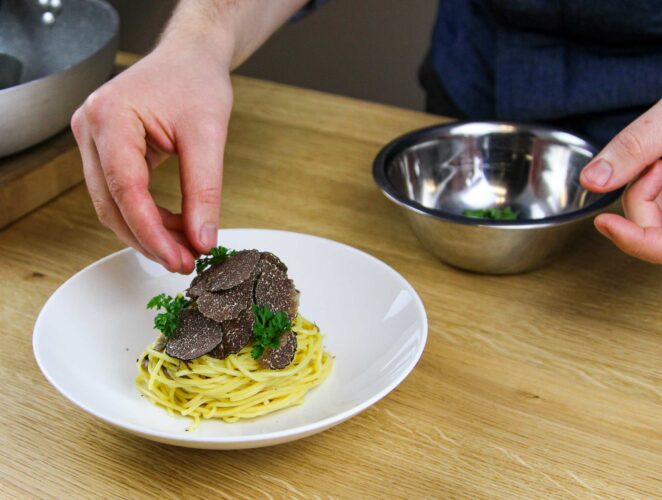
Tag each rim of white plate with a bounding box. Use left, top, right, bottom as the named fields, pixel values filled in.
left=33, top=228, right=428, bottom=445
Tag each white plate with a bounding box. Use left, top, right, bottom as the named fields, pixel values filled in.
left=33, top=229, right=427, bottom=449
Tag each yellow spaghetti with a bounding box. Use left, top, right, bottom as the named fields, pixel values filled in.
left=136, top=314, right=332, bottom=430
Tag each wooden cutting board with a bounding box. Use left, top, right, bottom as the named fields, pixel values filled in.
left=0, top=131, right=82, bottom=230
left=0, top=52, right=140, bottom=231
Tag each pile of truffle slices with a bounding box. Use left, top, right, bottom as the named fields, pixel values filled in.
left=164, top=250, right=300, bottom=369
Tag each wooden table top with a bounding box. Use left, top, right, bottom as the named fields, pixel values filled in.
left=1, top=76, right=660, bottom=499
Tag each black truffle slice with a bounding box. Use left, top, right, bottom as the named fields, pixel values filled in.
left=254, top=257, right=275, bottom=277
left=197, top=280, right=254, bottom=322
left=262, top=331, right=297, bottom=369
left=166, top=308, right=224, bottom=360
left=260, top=251, right=288, bottom=272
left=210, top=308, right=254, bottom=359
left=207, top=250, right=260, bottom=292
left=186, top=271, right=209, bottom=299
left=255, top=260, right=298, bottom=320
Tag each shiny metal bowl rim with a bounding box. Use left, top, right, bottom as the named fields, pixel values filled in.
left=0, top=0, right=119, bottom=98
left=373, top=121, right=624, bottom=229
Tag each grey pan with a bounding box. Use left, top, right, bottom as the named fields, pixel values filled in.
left=0, top=0, right=118, bottom=158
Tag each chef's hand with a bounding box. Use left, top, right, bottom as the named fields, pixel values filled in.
left=71, top=0, right=307, bottom=273
left=580, top=99, right=662, bottom=263
left=72, top=40, right=231, bottom=273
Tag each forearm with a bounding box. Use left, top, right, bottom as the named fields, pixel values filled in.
left=159, top=0, right=309, bottom=70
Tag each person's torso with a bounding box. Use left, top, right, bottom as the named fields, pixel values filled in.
left=427, top=0, right=662, bottom=145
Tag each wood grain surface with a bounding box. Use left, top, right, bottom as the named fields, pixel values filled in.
left=0, top=76, right=660, bottom=499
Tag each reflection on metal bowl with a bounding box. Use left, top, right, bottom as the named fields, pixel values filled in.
left=373, top=122, right=623, bottom=274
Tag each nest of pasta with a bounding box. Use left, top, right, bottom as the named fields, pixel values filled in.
left=136, top=247, right=333, bottom=428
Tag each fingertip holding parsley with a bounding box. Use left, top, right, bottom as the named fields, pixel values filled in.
left=462, top=206, right=519, bottom=221
left=194, top=246, right=237, bottom=274
left=137, top=246, right=333, bottom=428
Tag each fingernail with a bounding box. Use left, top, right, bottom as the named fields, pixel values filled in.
left=583, top=159, right=613, bottom=187
left=200, top=222, right=217, bottom=250
left=160, top=251, right=180, bottom=272
left=177, top=247, right=194, bottom=275
left=595, top=222, right=612, bottom=240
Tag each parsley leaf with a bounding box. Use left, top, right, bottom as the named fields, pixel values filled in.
left=146, top=293, right=190, bottom=338
left=250, top=304, right=292, bottom=359
left=463, top=206, right=519, bottom=221
left=195, top=246, right=237, bottom=274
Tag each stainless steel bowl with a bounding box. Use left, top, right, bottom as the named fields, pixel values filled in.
left=0, top=0, right=119, bottom=158
left=373, top=122, right=623, bottom=274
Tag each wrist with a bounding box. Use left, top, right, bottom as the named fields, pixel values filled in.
left=157, top=2, right=237, bottom=71
left=157, top=0, right=308, bottom=71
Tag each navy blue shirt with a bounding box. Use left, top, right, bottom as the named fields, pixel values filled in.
left=301, top=0, right=662, bottom=147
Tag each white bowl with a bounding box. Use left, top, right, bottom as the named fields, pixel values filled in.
left=33, top=229, right=428, bottom=449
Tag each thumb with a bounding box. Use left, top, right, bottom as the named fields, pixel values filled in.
left=581, top=98, right=662, bottom=193
left=178, top=120, right=226, bottom=254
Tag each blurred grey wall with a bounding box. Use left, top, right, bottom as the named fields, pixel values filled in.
left=108, top=0, right=437, bottom=110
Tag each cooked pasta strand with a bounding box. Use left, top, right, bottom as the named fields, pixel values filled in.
left=136, top=315, right=332, bottom=427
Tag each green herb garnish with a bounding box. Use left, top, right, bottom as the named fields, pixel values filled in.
left=195, top=245, right=237, bottom=274
left=250, top=304, right=291, bottom=359
left=146, top=293, right=190, bottom=338
left=463, top=206, right=519, bottom=220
